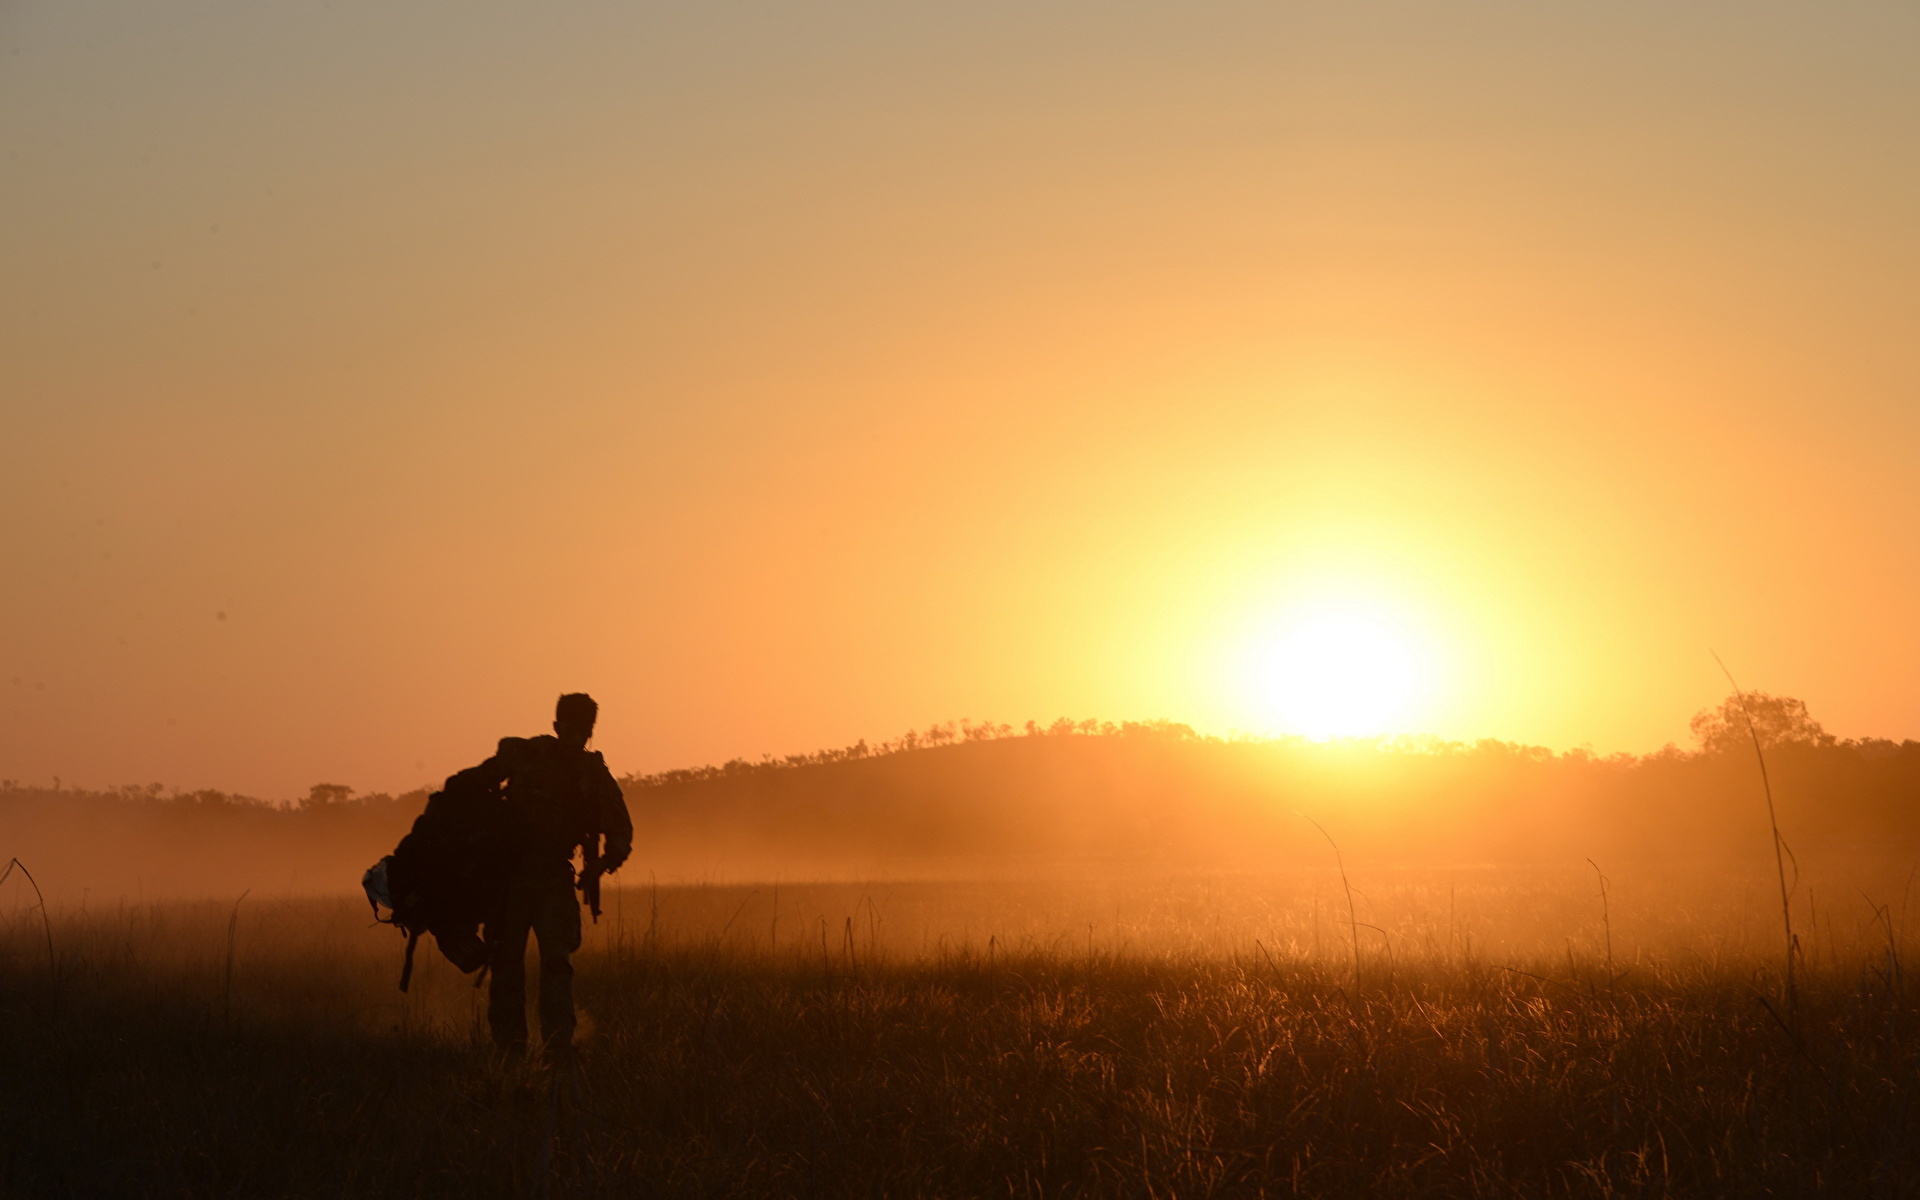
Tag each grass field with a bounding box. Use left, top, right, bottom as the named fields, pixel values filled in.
left=3, top=869, right=1917, bottom=1198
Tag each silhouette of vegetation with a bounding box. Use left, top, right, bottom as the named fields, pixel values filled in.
left=623, top=716, right=1171, bottom=788
left=1689, top=690, right=1836, bottom=755
left=4, top=697, right=1918, bottom=898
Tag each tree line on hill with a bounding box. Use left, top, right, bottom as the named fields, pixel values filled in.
left=2, top=694, right=1914, bottom=900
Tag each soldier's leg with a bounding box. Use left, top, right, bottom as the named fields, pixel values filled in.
left=486, top=887, right=534, bottom=1051
left=531, top=876, right=584, bottom=1055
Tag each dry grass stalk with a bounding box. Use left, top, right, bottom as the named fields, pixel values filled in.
left=1713, top=652, right=1800, bottom=1024
left=1299, top=812, right=1362, bottom=988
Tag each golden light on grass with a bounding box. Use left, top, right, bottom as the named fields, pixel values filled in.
left=1235, top=600, right=1436, bottom=739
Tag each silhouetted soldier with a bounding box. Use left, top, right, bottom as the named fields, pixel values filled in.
left=478, top=692, right=632, bottom=1061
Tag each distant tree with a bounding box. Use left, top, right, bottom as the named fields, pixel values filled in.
left=961, top=720, right=1012, bottom=742
left=1118, top=720, right=1197, bottom=741
left=1690, top=692, right=1834, bottom=755
left=302, top=782, right=354, bottom=809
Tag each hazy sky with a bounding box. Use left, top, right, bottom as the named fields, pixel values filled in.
left=4, top=1, right=1918, bottom=797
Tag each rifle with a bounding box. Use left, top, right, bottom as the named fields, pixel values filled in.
left=579, top=834, right=604, bottom=924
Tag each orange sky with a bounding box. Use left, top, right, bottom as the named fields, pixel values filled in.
left=3, top=1, right=1918, bottom=797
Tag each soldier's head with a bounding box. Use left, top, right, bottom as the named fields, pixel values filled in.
left=554, top=692, right=598, bottom=750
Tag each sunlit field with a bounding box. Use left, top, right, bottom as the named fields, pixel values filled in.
left=5, top=868, right=1917, bottom=1198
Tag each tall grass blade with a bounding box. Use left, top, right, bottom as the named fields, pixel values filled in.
left=1712, top=651, right=1797, bottom=1025
left=1298, top=813, right=1362, bottom=988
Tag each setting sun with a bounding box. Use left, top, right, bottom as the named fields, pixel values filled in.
left=1240, top=605, right=1433, bottom=739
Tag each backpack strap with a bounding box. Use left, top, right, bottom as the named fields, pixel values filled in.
left=398, top=929, right=422, bottom=993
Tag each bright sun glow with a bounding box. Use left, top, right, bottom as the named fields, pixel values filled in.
left=1240, top=605, right=1432, bottom=739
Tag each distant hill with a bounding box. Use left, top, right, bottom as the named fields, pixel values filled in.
left=627, top=722, right=1920, bottom=878
left=5, top=714, right=1918, bottom=900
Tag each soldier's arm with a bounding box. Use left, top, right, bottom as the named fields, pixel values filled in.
left=472, top=737, right=531, bottom=787
left=590, top=752, right=634, bottom=872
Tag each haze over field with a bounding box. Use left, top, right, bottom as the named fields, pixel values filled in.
left=9, top=9, right=1920, bottom=1196
left=1, top=693, right=1909, bottom=907
left=5, top=1, right=1920, bottom=798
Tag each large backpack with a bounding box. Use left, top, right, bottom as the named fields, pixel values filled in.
left=363, top=766, right=518, bottom=991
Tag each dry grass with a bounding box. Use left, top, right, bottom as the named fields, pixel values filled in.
left=3, top=871, right=1918, bottom=1197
